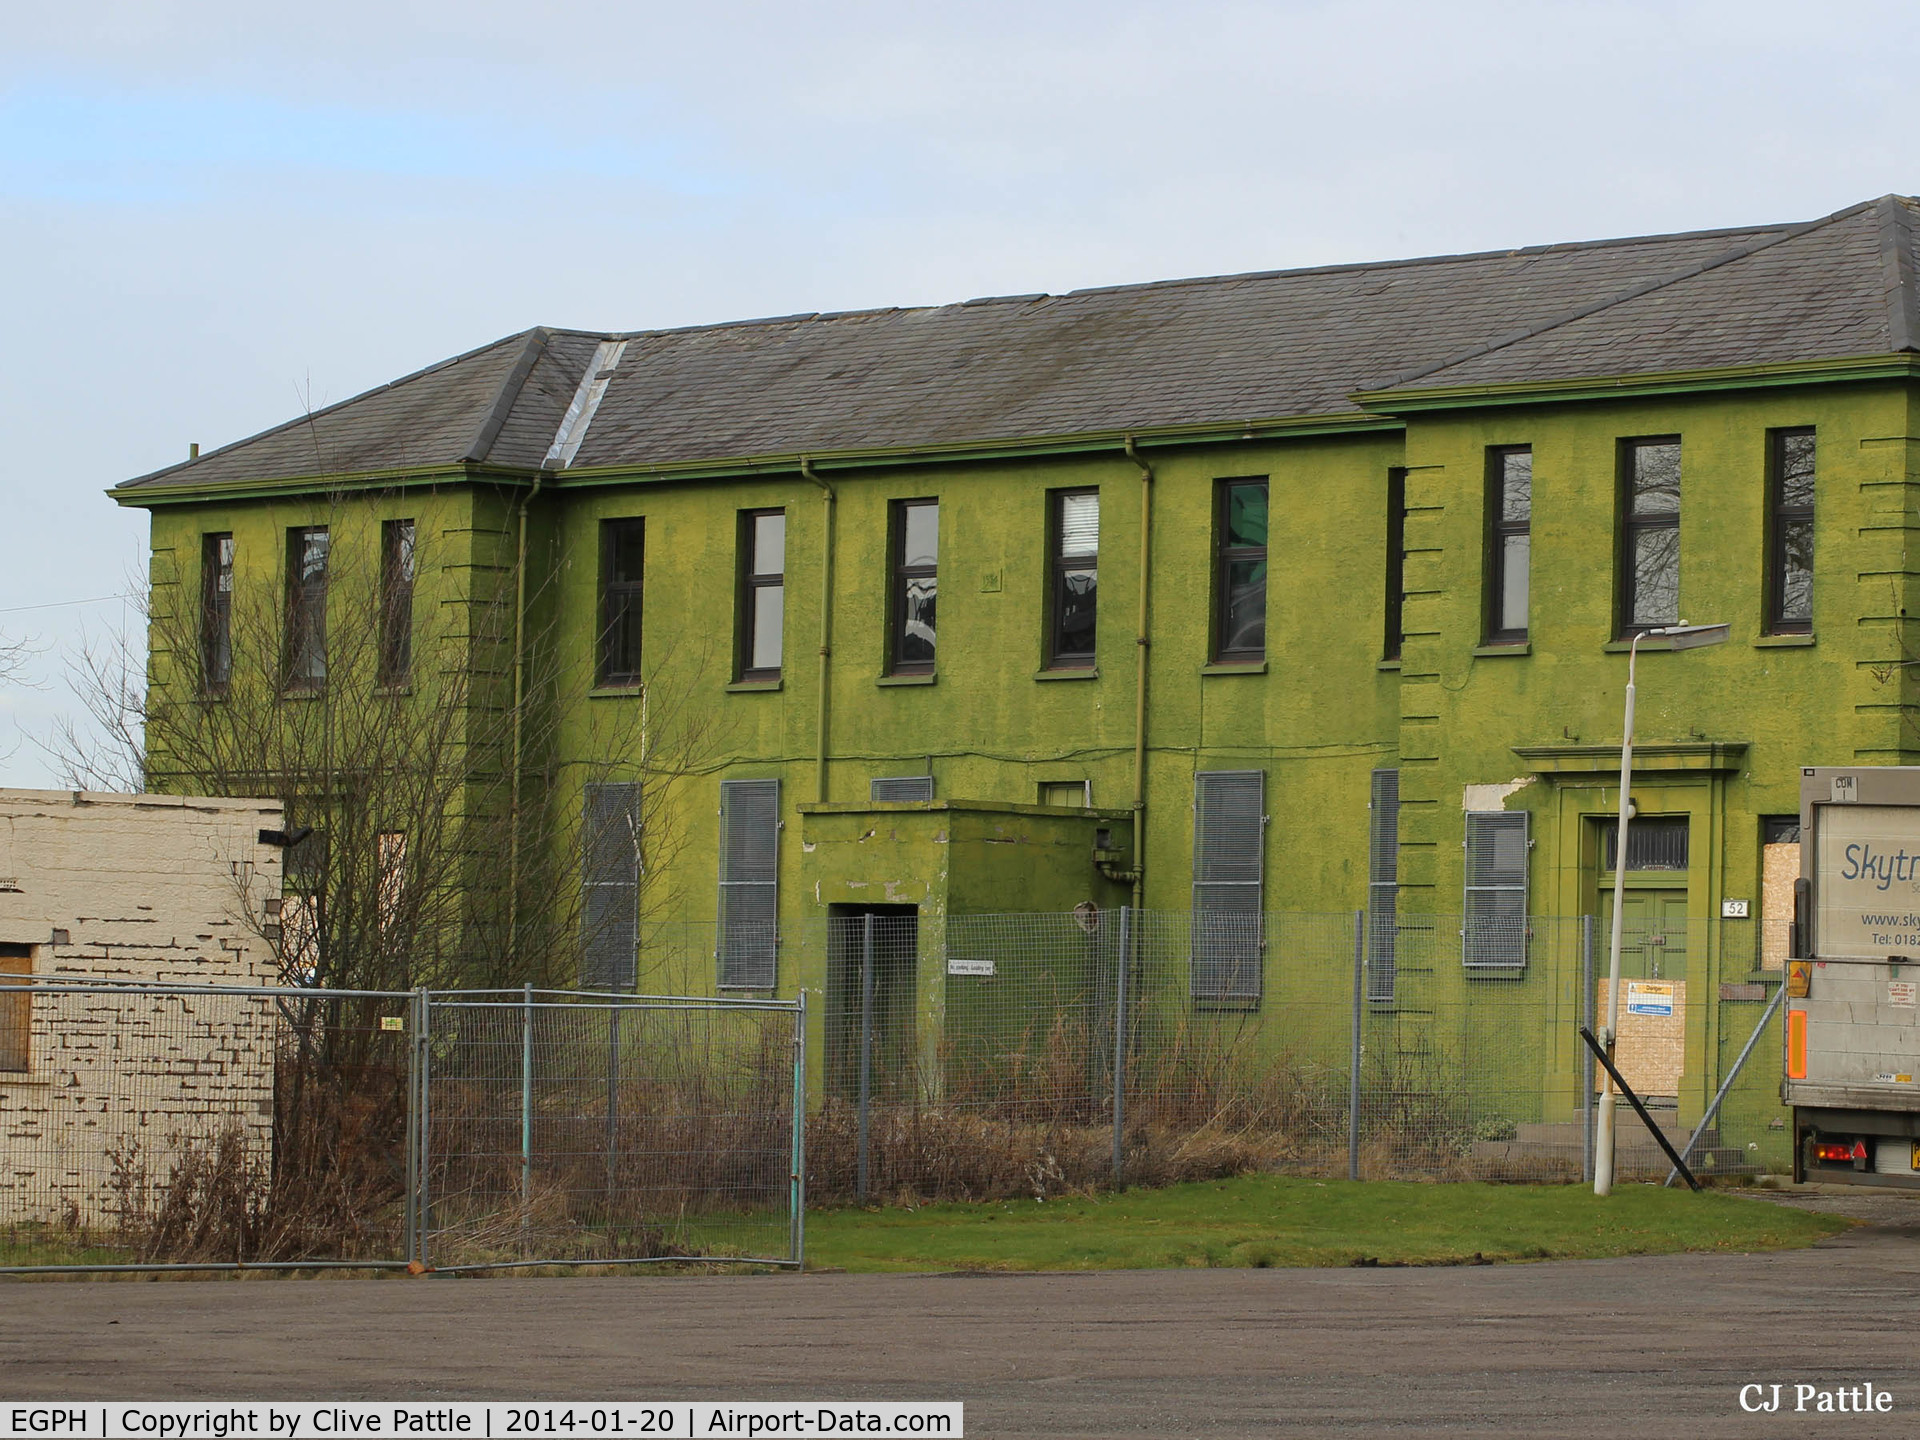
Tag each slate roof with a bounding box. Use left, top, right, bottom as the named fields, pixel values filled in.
left=120, top=196, right=1920, bottom=493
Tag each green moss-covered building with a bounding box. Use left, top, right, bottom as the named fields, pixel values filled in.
left=114, top=195, right=1920, bottom=1128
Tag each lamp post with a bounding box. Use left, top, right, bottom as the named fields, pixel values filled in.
left=1594, top=621, right=1728, bottom=1197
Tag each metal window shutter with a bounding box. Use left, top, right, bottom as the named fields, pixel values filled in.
left=870, top=776, right=934, bottom=802
left=1463, top=809, right=1529, bottom=970
left=1367, top=768, right=1399, bottom=1001
left=580, top=782, right=640, bottom=990
left=1191, top=770, right=1265, bottom=1001
left=718, top=778, right=780, bottom=988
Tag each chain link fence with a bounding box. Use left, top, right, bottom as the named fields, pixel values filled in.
left=0, top=980, right=803, bottom=1275
left=636, top=907, right=1791, bottom=1201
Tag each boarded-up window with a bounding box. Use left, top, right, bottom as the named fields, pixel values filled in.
left=719, top=779, right=780, bottom=989
left=1761, top=815, right=1800, bottom=972
left=1192, top=770, right=1264, bottom=1002
left=582, top=783, right=640, bottom=991
left=870, top=776, right=934, bottom=803
left=0, top=945, right=30, bottom=1073
left=1367, top=769, right=1399, bottom=1001
left=1464, top=810, right=1528, bottom=969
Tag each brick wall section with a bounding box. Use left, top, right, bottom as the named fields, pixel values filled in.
left=0, top=789, right=283, bottom=1226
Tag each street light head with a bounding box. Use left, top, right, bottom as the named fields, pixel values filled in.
left=1653, top=621, right=1729, bottom=650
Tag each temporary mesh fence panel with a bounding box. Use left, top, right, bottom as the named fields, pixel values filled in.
left=0, top=982, right=411, bottom=1270
left=0, top=981, right=801, bottom=1274
left=421, top=992, right=801, bottom=1270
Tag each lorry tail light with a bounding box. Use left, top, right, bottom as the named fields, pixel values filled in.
left=1814, top=1141, right=1856, bottom=1162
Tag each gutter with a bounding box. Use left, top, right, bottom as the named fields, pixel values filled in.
left=1097, top=437, right=1152, bottom=909
left=506, top=469, right=546, bottom=957
left=801, top=458, right=835, bottom=804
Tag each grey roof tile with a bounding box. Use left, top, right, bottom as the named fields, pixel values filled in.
left=119, top=200, right=1918, bottom=492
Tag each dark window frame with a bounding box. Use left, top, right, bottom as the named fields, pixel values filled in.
left=1212, top=477, right=1269, bottom=665
left=1383, top=468, right=1406, bottom=661
left=200, top=532, right=233, bottom=696
left=1045, top=487, right=1099, bottom=670
left=597, top=517, right=646, bottom=688
left=1486, top=446, right=1531, bottom=644
left=888, top=498, right=939, bottom=676
left=1617, top=436, right=1683, bottom=639
left=379, top=518, right=415, bottom=687
left=283, top=525, right=329, bottom=692
left=1766, top=427, right=1816, bottom=636
left=737, top=508, right=786, bottom=683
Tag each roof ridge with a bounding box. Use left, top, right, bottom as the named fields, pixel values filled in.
left=463, top=328, right=551, bottom=464
left=120, top=328, right=544, bottom=488
left=1875, top=195, right=1919, bottom=353
left=1372, top=198, right=1882, bottom=392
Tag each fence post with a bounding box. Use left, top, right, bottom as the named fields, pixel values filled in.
left=404, top=985, right=426, bottom=1267
left=521, top=982, right=534, bottom=1245
left=857, top=913, right=874, bottom=1204
left=791, top=990, right=808, bottom=1266
left=416, top=990, right=433, bottom=1268
left=605, top=1002, right=621, bottom=1213
left=1581, top=915, right=1595, bottom=1186
left=1112, top=905, right=1130, bottom=1186
left=1349, top=910, right=1363, bottom=1182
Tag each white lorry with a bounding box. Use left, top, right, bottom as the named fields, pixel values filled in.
left=1789, top=766, right=1920, bottom=1188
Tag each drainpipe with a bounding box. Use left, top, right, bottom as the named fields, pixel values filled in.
left=506, top=471, right=546, bottom=964
left=1122, top=436, right=1153, bottom=909
left=801, top=458, right=835, bottom=804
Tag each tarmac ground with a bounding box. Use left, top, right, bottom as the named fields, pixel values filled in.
left=3, top=1186, right=1917, bottom=1438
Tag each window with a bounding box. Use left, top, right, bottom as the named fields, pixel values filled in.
left=284, top=525, right=329, bottom=690
left=1487, top=447, right=1531, bottom=643
left=379, top=519, right=415, bottom=686
left=1191, top=770, right=1265, bottom=1002
left=1603, top=815, right=1689, bottom=871
left=1367, top=769, right=1399, bottom=1001
left=1214, top=479, right=1267, bottom=663
left=1048, top=490, right=1099, bottom=668
left=718, top=778, right=780, bottom=988
left=870, top=776, right=934, bottom=802
left=0, top=943, right=30, bottom=1073
left=581, top=783, right=640, bottom=991
left=598, top=519, right=645, bottom=687
left=1039, top=780, right=1092, bottom=807
left=1761, top=814, right=1801, bottom=973
left=1463, top=810, right=1528, bottom=969
left=201, top=533, right=233, bottom=694
left=738, top=510, right=785, bottom=681
left=1619, top=438, right=1681, bottom=636
left=890, top=500, right=938, bottom=674
left=1383, top=468, right=1406, bottom=661
left=1768, top=428, right=1815, bottom=634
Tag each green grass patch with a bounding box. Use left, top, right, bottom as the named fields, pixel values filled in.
left=802, top=1176, right=1851, bottom=1273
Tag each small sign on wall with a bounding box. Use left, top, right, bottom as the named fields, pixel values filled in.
left=1626, top=980, right=1676, bottom=1017
left=948, top=958, right=995, bottom=977
left=1721, top=898, right=1751, bottom=918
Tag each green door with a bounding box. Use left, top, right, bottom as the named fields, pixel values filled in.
left=1597, top=887, right=1689, bottom=1099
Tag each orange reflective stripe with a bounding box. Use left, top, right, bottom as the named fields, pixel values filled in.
left=1787, top=1007, right=1808, bottom=1080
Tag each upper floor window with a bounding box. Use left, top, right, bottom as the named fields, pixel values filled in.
left=1619, top=438, right=1681, bottom=637
left=1383, top=468, right=1406, bottom=662
left=201, top=533, right=233, bottom=695
left=379, top=519, right=415, bottom=686
left=739, top=509, right=785, bottom=682
left=284, top=525, right=329, bottom=691
left=1214, top=478, right=1268, bottom=664
left=598, top=518, right=645, bottom=687
left=1768, top=428, right=1815, bottom=634
left=890, top=499, right=938, bottom=675
left=1048, top=490, right=1098, bottom=669
left=1487, top=447, right=1531, bottom=643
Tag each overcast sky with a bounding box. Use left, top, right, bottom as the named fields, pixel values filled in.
left=3, top=0, right=1916, bottom=785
